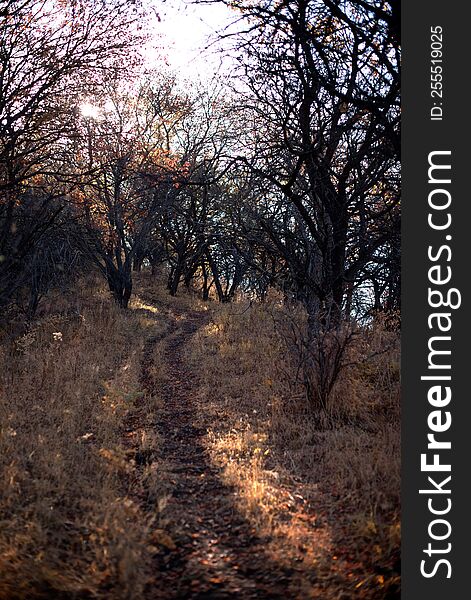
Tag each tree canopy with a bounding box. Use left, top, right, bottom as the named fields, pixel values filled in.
left=1, top=0, right=400, bottom=320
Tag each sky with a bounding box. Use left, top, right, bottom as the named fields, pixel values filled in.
left=81, top=0, right=238, bottom=118
left=144, top=0, right=236, bottom=80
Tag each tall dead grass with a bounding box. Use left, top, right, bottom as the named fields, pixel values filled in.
left=0, top=279, right=163, bottom=599
left=0, top=274, right=400, bottom=598
left=189, top=296, right=400, bottom=597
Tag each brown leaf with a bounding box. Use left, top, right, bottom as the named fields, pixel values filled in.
left=151, top=529, right=176, bottom=551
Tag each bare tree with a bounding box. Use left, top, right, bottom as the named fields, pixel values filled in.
left=0, top=0, right=146, bottom=306
left=206, top=0, right=400, bottom=331
left=73, top=77, right=187, bottom=307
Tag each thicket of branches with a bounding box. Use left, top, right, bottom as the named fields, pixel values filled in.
left=1, top=0, right=400, bottom=411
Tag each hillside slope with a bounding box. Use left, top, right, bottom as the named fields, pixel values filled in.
left=0, top=276, right=400, bottom=599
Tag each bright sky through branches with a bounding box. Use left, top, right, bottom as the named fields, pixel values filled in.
left=80, top=102, right=100, bottom=119
left=145, top=0, right=235, bottom=79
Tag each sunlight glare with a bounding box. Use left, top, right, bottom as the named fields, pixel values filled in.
left=80, top=102, right=100, bottom=119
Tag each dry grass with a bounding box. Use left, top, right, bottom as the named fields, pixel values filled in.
left=0, top=274, right=400, bottom=599
left=188, top=297, right=400, bottom=598
left=0, top=278, right=165, bottom=599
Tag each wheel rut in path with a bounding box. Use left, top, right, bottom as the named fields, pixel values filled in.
left=149, top=309, right=297, bottom=599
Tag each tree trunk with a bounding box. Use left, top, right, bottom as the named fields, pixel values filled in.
left=201, top=261, right=209, bottom=301
left=168, top=264, right=182, bottom=297
left=133, top=256, right=144, bottom=272
left=107, top=264, right=132, bottom=308
left=205, top=250, right=224, bottom=302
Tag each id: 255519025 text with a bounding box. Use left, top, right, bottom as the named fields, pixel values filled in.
left=430, top=26, right=444, bottom=121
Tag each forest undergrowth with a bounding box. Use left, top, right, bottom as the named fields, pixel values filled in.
left=0, top=275, right=400, bottom=599
left=188, top=293, right=400, bottom=598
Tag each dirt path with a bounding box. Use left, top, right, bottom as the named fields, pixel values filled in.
left=141, top=309, right=297, bottom=599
